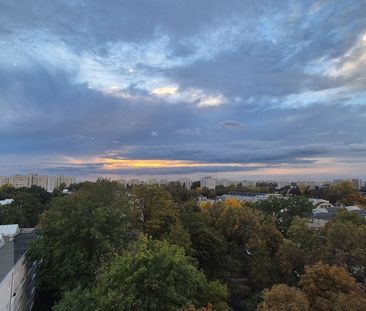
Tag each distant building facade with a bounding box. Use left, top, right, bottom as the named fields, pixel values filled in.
left=200, top=176, right=218, bottom=190
left=333, top=178, right=363, bottom=190
left=47, top=175, right=76, bottom=192
left=180, top=178, right=192, bottom=189
left=0, top=174, right=75, bottom=192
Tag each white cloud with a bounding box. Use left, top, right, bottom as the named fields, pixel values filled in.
left=327, top=31, right=366, bottom=78
left=151, top=86, right=178, bottom=96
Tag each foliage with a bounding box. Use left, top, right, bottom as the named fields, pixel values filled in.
left=52, top=287, right=93, bottom=311
left=257, top=284, right=310, bottom=311
left=321, top=217, right=366, bottom=281
left=256, top=197, right=313, bottom=234
left=0, top=185, right=50, bottom=227
left=55, top=235, right=228, bottom=311
left=299, top=262, right=366, bottom=311
left=325, top=181, right=366, bottom=206
left=259, top=262, right=366, bottom=311
left=132, top=185, right=180, bottom=238
left=307, top=181, right=366, bottom=206
left=28, top=181, right=366, bottom=311
left=29, top=180, right=135, bottom=293
left=198, top=202, right=283, bottom=310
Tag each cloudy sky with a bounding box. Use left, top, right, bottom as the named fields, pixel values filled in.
left=1, top=0, right=366, bottom=181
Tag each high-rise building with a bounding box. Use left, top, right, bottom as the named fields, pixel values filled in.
left=0, top=174, right=75, bottom=192
left=47, top=175, right=76, bottom=192
left=241, top=180, right=257, bottom=188
left=200, top=176, right=217, bottom=190
left=0, top=177, right=9, bottom=187
left=218, top=179, right=230, bottom=187
left=30, top=174, right=48, bottom=190
left=180, top=178, right=192, bottom=189
left=8, top=175, right=31, bottom=188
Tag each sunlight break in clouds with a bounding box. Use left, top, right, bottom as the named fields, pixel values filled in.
left=66, top=157, right=267, bottom=170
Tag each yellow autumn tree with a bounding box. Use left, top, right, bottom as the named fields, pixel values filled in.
left=223, top=198, right=241, bottom=208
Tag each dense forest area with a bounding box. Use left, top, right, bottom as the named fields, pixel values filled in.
left=1, top=180, right=366, bottom=310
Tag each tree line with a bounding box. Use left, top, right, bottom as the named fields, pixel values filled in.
left=1, top=180, right=365, bottom=310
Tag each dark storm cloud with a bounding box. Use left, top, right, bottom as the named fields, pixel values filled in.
left=0, top=0, right=366, bottom=178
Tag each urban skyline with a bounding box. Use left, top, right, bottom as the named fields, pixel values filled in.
left=1, top=172, right=364, bottom=191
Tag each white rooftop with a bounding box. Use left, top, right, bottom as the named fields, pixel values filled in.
left=345, top=206, right=361, bottom=211
left=313, top=207, right=328, bottom=214
left=0, top=224, right=20, bottom=237
left=309, top=198, right=330, bottom=205
left=0, top=199, right=14, bottom=206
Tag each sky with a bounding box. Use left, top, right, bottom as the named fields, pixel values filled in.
left=1, top=0, right=366, bottom=181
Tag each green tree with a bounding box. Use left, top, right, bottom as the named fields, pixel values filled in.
left=199, top=202, right=283, bottom=310
left=0, top=192, right=44, bottom=227
left=256, top=197, right=313, bottom=234
left=275, top=240, right=306, bottom=285
left=29, top=180, right=134, bottom=293
left=132, top=185, right=180, bottom=239
left=55, top=236, right=228, bottom=311
left=321, top=218, right=366, bottom=281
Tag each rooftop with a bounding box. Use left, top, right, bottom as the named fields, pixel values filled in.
left=0, top=199, right=14, bottom=206
left=0, top=224, right=20, bottom=237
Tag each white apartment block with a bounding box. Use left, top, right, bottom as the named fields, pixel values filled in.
left=218, top=179, right=230, bottom=187
left=241, top=180, right=257, bottom=188
left=31, top=174, right=48, bottom=190
left=200, top=176, right=218, bottom=190
left=8, top=175, right=31, bottom=188
left=0, top=177, right=9, bottom=187
left=180, top=178, right=192, bottom=189
left=47, top=175, right=76, bottom=192
left=0, top=174, right=75, bottom=192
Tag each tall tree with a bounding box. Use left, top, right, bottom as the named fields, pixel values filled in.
left=29, top=180, right=134, bottom=293
left=132, top=185, right=180, bottom=239
left=54, top=236, right=228, bottom=311
left=257, top=284, right=310, bottom=311
left=256, top=197, right=313, bottom=234
left=299, top=262, right=366, bottom=311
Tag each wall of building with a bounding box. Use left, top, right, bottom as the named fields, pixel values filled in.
left=0, top=255, right=36, bottom=311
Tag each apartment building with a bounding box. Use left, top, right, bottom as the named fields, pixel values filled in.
left=0, top=177, right=9, bottom=187
left=179, top=178, right=192, bottom=189
left=0, top=174, right=76, bottom=192
left=47, top=175, right=76, bottom=192
left=200, top=176, right=218, bottom=190
left=8, top=175, right=31, bottom=188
